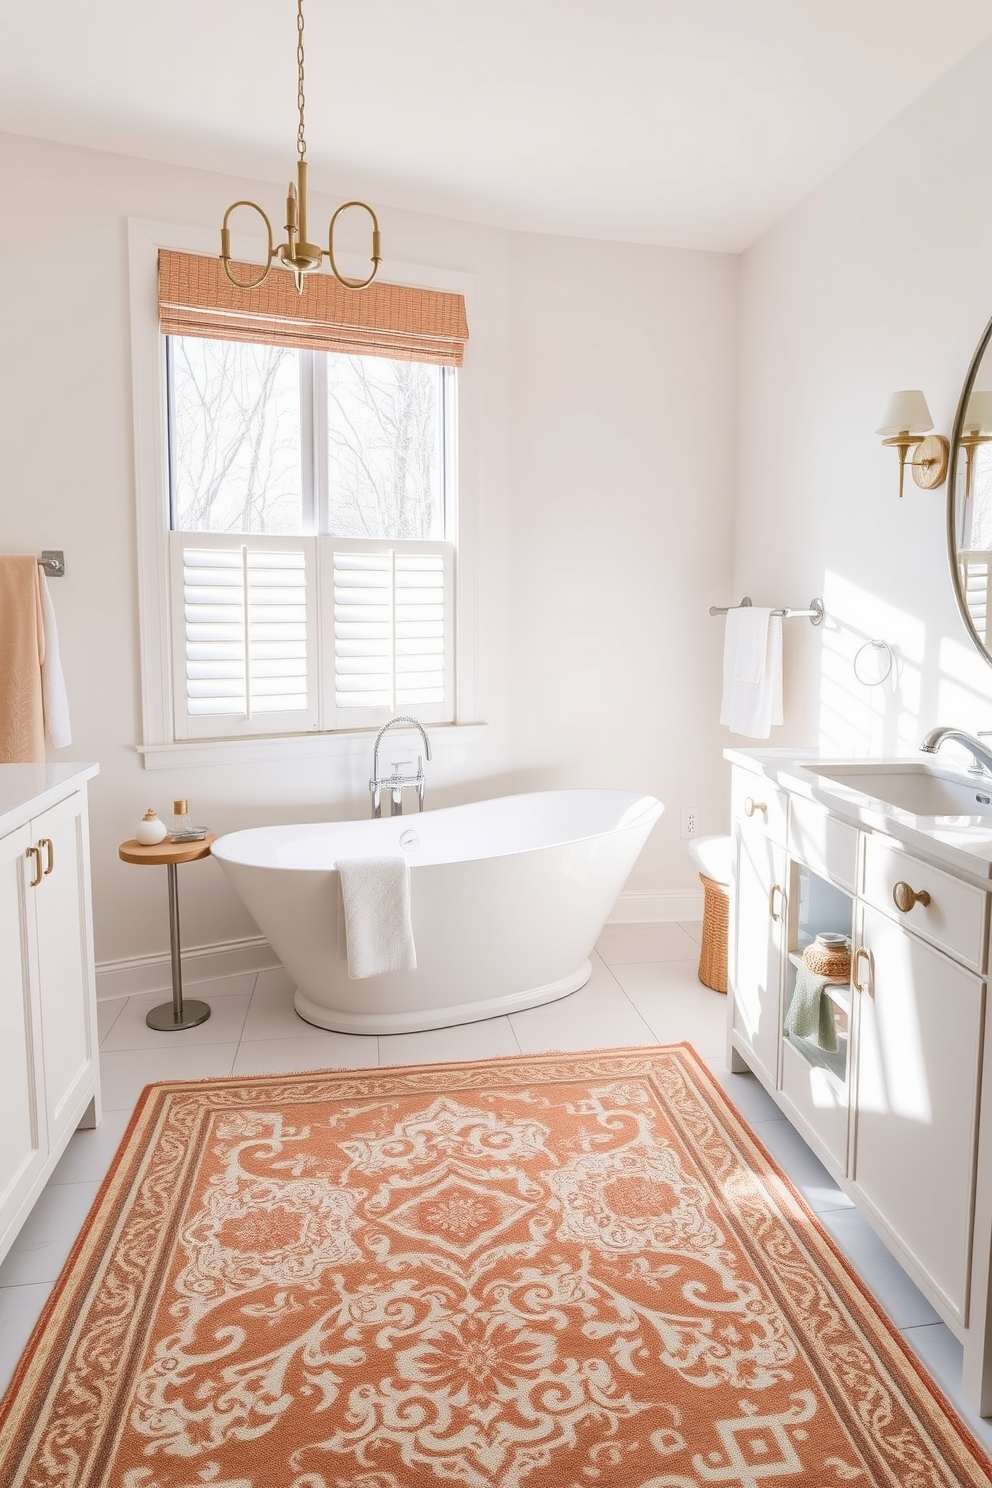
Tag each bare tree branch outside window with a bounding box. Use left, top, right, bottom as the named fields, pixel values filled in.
left=170, top=338, right=303, bottom=534
left=326, top=356, right=442, bottom=540
left=169, top=338, right=444, bottom=541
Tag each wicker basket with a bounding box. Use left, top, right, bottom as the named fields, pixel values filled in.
left=697, top=873, right=729, bottom=994
left=802, top=938, right=851, bottom=980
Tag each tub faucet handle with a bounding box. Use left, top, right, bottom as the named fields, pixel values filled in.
left=369, top=715, right=432, bottom=817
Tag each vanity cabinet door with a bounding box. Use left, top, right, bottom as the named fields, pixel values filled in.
left=852, top=904, right=983, bottom=1323
left=30, top=791, right=99, bottom=1152
left=0, top=823, right=46, bottom=1261
left=730, top=827, right=787, bottom=1088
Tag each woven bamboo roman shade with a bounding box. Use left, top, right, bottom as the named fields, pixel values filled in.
left=158, top=250, right=469, bottom=367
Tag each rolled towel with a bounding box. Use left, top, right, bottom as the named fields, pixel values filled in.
left=337, top=856, right=417, bottom=980
left=784, top=960, right=837, bottom=1053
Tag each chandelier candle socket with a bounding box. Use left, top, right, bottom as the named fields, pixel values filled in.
left=220, top=0, right=381, bottom=294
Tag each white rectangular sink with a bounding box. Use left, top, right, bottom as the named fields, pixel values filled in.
left=809, top=762, right=992, bottom=819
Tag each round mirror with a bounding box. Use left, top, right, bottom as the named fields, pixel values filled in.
left=948, top=315, right=992, bottom=666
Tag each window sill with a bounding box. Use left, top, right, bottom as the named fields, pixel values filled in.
left=136, top=723, right=489, bottom=771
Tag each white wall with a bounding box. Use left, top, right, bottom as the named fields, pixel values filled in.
left=737, top=37, right=992, bottom=757
left=0, top=131, right=738, bottom=988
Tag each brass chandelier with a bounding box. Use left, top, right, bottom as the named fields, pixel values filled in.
left=220, top=0, right=381, bottom=294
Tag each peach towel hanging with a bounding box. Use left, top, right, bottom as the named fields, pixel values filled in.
left=0, top=555, right=46, bottom=762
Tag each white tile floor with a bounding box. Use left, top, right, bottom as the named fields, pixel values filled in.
left=1, top=921, right=990, bottom=1449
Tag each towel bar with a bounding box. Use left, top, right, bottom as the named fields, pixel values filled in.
left=38, top=551, right=65, bottom=578
left=710, top=595, right=823, bottom=626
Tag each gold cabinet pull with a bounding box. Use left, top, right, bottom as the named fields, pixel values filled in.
left=768, top=883, right=786, bottom=921
left=892, top=880, right=931, bottom=913
left=25, top=844, right=42, bottom=888
left=853, top=945, right=872, bottom=995
left=40, top=837, right=54, bottom=876
left=744, top=796, right=767, bottom=818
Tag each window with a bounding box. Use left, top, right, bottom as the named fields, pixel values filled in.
left=148, top=246, right=468, bottom=744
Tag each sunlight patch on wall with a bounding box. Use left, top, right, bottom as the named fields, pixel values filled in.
left=936, top=633, right=992, bottom=743
left=818, top=573, right=923, bottom=756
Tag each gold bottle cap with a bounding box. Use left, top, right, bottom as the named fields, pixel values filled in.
left=142, top=809, right=158, bottom=821
left=174, top=799, right=188, bottom=814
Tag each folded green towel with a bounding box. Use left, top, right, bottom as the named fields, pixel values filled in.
left=785, top=961, right=837, bottom=1053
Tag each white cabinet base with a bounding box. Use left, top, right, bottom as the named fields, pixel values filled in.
left=726, top=748, right=992, bottom=1416
left=0, top=764, right=100, bottom=1267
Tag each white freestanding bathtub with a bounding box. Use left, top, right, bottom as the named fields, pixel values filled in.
left=211, top=789, right=663, bottom=1034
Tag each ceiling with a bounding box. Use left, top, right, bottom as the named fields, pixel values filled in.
left=2, top=0, right=991, bottom=252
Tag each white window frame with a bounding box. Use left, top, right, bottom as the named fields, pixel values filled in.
left=128, top=217, right=481, bottom=769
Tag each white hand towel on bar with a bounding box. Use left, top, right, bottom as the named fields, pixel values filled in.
left=719, top=606, right=783, bottom=738
left=39, top=572, right=71, bottom=748
left=337, top=856, right=417, bottom=980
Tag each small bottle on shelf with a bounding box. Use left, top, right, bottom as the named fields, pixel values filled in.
left=169, top=799, right=208, bottom=843
left=135, top=809, right=168, bottom=846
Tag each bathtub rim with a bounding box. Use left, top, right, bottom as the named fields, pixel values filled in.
left=210, top=788, right=664, bottom=872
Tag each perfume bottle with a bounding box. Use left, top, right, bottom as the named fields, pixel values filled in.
left=135, top=808, right=168, bottom=845
left=169, top=798, right=207, bottom=843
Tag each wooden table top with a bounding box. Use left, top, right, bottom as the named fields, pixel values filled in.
left=118, top=833, right=217, bottom=866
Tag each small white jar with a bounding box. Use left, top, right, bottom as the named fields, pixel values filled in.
left=135, top=809, right=168, bottom=845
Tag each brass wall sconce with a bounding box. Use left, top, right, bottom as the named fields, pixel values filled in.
left=960, top=390, right=992, bottom=498
left=876, top=390, right=949, bottom=498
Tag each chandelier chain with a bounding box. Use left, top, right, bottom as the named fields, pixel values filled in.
left=219, top=0, right=381, bottom=292
left=296, top=0, right=307, bottom=162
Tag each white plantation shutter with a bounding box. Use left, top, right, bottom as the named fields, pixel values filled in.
left=170, top=533, right=317, bottom=738
left=322, top=539, right=454, bottom=728
left=960, top=552, right=992, bottom=644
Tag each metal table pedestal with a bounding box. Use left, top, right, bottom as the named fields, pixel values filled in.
left=145, top=861, right=211, bottom=1031
left=117, top=833, right=217, bottom=1032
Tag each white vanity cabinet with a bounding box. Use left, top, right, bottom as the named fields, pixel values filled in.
left=853, top=899, right=982, bottom=1322
left=0, top=764, right=100, bottom=1266
left=728, top=775, right=789, bottom=1089
left=726, top=749, right=992, bottom=1412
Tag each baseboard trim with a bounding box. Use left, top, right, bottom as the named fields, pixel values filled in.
left=97, top=895, right=701, bottom=1001
left=96, top=935, right=280, bottom=1002
left=608, top=890, right=703, bottom=924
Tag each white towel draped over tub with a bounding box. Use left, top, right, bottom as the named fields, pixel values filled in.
left=337, top=856, right=417, bottom=980
left=719, top=605, right=783, bottom=739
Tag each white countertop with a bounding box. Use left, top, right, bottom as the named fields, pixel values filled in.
left=725, top=747, right=992, bottom=884
left=0, top=763, right=99, bottom=838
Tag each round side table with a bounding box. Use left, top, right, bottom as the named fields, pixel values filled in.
left=118, top=834, right=217, bottom=1031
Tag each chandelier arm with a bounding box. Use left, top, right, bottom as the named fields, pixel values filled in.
left=220, top=202, right=276, bottom=289
left=327, top=202, right=383, bottom=290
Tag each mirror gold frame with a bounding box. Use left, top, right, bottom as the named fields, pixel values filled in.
left=947, top=311, right=992, bottom=668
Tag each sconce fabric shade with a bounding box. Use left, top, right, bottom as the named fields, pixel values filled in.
left=876, top=390, right=934, bottom=437
left=964, top=390, right=992, bottom=434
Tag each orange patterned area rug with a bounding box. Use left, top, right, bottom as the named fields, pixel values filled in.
left=3, top=1044, right=992, bottom=1488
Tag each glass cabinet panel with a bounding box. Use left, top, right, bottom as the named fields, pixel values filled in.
left=784, top=864, right=853, bottom=1091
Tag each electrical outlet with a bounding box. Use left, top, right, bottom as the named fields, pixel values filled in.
left=680, top=807, right=699, bottom=839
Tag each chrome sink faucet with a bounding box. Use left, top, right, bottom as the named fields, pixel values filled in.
left=920, top=726, right=992, bottom=778
left=370, top=715, right=433, bottom=817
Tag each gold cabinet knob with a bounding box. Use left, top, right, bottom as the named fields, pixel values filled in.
left=892, top=880, right=931, bottom=913
left=744, top=796, right=767, bottom=818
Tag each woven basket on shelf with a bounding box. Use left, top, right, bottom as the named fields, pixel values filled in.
left=802, top=939, right=851, bottom=980
left=697, top=873, right=729, bottom=994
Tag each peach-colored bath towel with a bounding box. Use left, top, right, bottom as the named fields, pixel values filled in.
left=0, top=555, right=45, bottom=763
